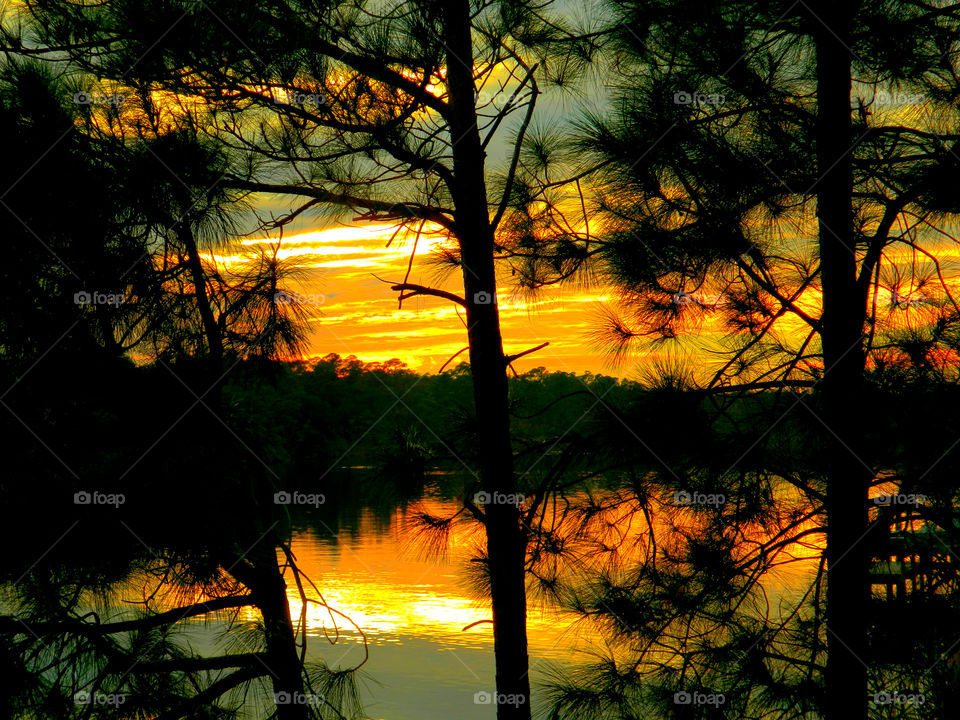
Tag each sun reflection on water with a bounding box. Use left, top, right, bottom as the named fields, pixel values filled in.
left=265, top=503, right=590, bottom=658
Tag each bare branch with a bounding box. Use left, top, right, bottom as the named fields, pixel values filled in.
left=390, top=282, right=466, bottom=307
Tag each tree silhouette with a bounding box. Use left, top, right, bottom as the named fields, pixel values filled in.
left=11, top=1, right=605, bottom=716
left=515, top=1, right=960, bottom=718
left=0, top=52, right=363, bottom=720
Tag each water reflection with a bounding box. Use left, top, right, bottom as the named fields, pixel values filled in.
left=282, top=500, right=584, bottom=654
left=35, top=486, right=824, bottom=720
left=266, top=490, right=824, bottom=719
left=267, top=498, right=587, bottom=720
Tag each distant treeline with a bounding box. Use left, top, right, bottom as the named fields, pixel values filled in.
left=7, top=348, right=959, bottom=490
left=5, top=349, right=955, bottom=525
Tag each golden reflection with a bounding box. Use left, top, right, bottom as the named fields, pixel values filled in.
left=266, top=505, right=591, bottom=658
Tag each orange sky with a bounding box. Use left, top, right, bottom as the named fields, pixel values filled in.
left=223, top=222, right=648, bottom=376
left=213, top=215, right=960, bottom=380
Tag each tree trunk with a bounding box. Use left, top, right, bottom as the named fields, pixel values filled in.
left=176, top=224, right=223, bottom=370
left=232, top=546, right=310, bottom=720
left=812, top=2, right=870, bottom=718
left=441, top=2, right=531, bottom=718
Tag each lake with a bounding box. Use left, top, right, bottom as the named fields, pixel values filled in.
left=151, top=493, right=592, bottom=720
left=271, top=498, right=587, bottom=720
left=28, top=481, right=820, bottom=720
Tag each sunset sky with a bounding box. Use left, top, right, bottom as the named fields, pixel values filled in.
left=224, top=219, right=652, bottom=377
left=194, top=95, right=960, bottom=380
left=217, top=215, right=960, bottom=379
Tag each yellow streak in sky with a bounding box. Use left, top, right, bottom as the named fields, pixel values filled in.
left=214, top=223, right=625, bottom=375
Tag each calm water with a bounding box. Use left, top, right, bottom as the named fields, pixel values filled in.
left=40, top=485, right=819, bottom=719
left=171, top=495, right=591, bottom=720
left=280, top=498, right=591, bottom=720
left=266, top=493, right=816, bottom=719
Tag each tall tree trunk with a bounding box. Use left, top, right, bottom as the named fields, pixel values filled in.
left=442, top=2, right=531, bottom=718
left=812, top=2, right=870, bottom=718
left=231, top=546, right=309, bottom=720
